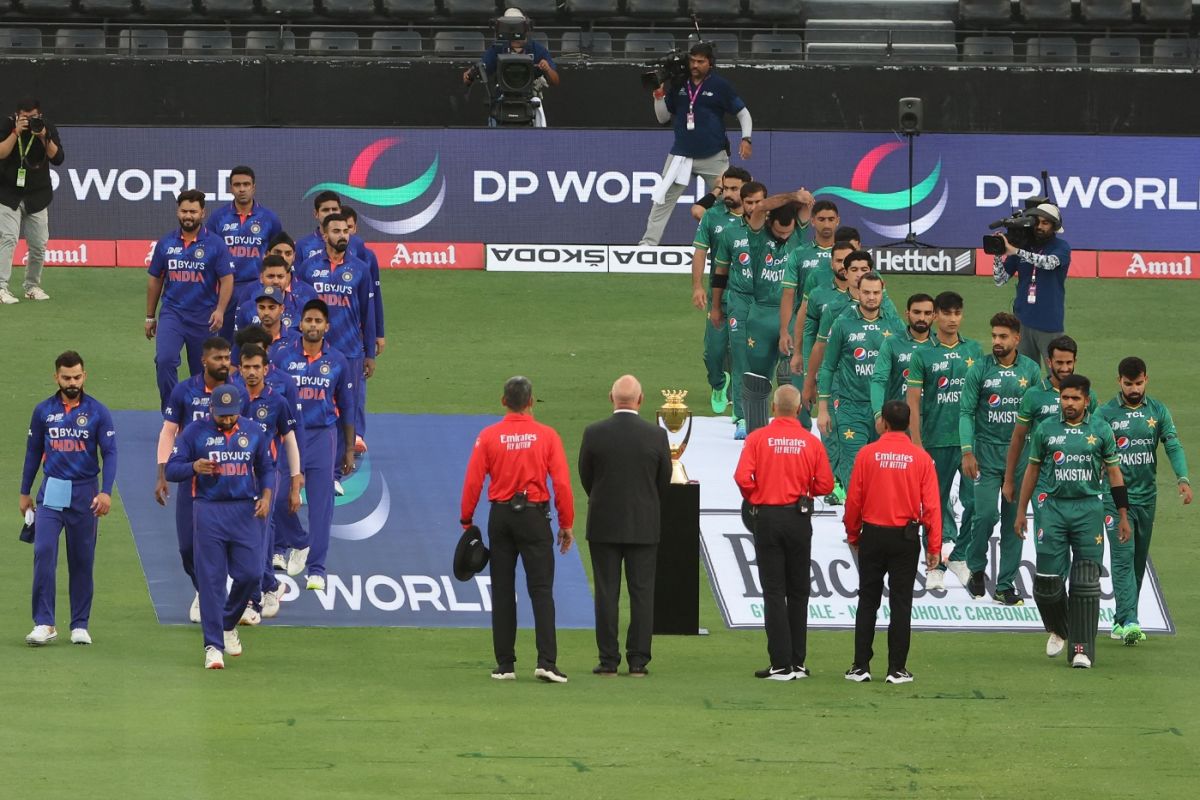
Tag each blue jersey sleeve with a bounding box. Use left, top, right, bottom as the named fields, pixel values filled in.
left=367, top=250, right=385, bottom=338
left=213, top=239, right=236, bottom=280
left=165, top=426, right=198, bottom=483
left=254, top=427, right=277, bottom=497
left=97, top=405, right=118, bottom=495
left=164, top=381, right=188, bottom=422
left=148, top=238, right=167, bottom=278
left=20, top=404, right=47, bottom=495
left=334, top=356, right=355, bottom=432
left=359, top=270, right=377, bottom=359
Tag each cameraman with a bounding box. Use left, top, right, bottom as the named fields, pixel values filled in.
left=992, top=203, right=1070, bottom=368
left=461, top=8, right=559, bottom=128
left=639, top=42, right=752, bottom=247
left=0, top=98, right=63, bottom=305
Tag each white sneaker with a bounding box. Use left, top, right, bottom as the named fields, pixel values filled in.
left=946, top=559, right=971, bottom=587
left=204, top=646, right=225, bottom=669
left=261, top=587, right=282, bottom=619
left=271, top=553, right=287, bottom=571
left=286, top=547, right=309, bottom=577
left=333, top=480, right=345, bottom=496
left=223, top=628, right=243, bottom=656
left=70, top=628, right=92, bottom=645
left=1046, top=633, right=1066, bottom=658
left=0, top=287, right=18, bottom=304
left=24, top=286, right=50, bottom=301
left=189, top=592, right=201, bottom=623
left=239, top=604, right=261, bottom=626
left=1071, top=653, right=1092, bottom=669
left=25, top=625, right=57, bottom=646
left=925, top=569, right=946, bottom=591
left=306, top=574, right=326, bottom=591
left=941, top=541, right=956, bottom=562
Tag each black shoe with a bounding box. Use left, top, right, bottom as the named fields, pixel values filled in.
left=754, top=665, right=795, bottom=681
left=791, top=664, right=810, bottom=679
left=993, top=588, right=1025, bottom=606
left=967, top=571, right=986, bottom=600
left=491, top=665, right=516, bottom=681
left=627, top=665, right=649, bottom=677
left=592, top=664, right=618, bottom=676
left=885, top=669, right=914, bottom=684
left=534, top=666, right=568, bottom=684
left=844, top=665, right=871, bottom=682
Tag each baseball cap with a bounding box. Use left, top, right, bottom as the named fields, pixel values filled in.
left=255, top=285, right=284, bottom=305
left=1028, top=203, right=1064, bottom=233
left=210, top=384, right=242, bottom=416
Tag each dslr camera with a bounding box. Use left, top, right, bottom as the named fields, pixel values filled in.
left=641, top=50, right=689, bottom=91
left=982, top=195, right=1048, bottom=256
left=11, top=115, right=45, bottom=134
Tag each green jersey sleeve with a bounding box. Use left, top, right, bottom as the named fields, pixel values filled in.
left=959, top=361, right=982, bottom=453
left=1028, top=425, right=1045, bottom=464
left=1016, top=386, right=1038, bottom=425
left=817, top=317, right=843, bottom=398
left=870, top=337, right=894, bottom=418
left=1100, top=422, right=1119, bottom=466
left=1157, top=404, right=1190, bottom=482
left=906, top=347, right=927, bottom=389
left=692, top=213, right=715, bottom=250
left=713, top=229, right=731, bottom=267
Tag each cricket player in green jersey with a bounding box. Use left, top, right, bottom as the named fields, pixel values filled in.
left=870, top=293, right=934, bottom=423
left=1098, top=357, right=1192, bottom=645
left=745, top=205, right=808, bottom=384
left=817, top=271, right=904, bottom=487
left=691, top=168, right=751, bottom=414
left=959, top=313, right=1041, bottom=605
left=713, top=183, right=812, bottom=439
left=906, top=291, right=983, bottom=591
left=1016, top=374, right=1131, bottom=669
left=789, top=240, right=853, bottom=395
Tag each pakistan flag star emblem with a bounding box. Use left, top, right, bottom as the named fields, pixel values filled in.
left=1018, top=377, right=1029, bottom=388
left=1086, top=434, right=1098, bottom=445
left=882, top=329, right=892, bottom=337
left=747, top=337, right=756, bottom=349
left=1095, top=533, right=1104, bottom=545
left=1148, top=417, right=1158, bottom=428
left=965, top=357, right=975, bottom=368
left=843, top=429, right=855, bottom=440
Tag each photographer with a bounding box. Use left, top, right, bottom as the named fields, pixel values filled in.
left=639, top=42, right=752, bottom=247
left=992, top=203, right=1070, bottom=368
left=462, top=8, right=558, bottom=128
left=0, top=98, right=63, bottom=305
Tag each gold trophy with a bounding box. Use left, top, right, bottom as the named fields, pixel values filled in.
left=657, top=390, right=694, bottom=484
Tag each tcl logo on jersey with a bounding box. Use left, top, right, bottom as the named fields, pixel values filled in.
left=486, top=244, right=606, bottom=273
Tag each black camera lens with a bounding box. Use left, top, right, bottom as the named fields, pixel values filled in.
left=28, top=118, right=45, bottom=133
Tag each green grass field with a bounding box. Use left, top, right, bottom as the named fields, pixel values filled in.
left=2, top=268, right=1198, bottom=799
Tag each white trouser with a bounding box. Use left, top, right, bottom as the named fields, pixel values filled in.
left=639, top=150, right=728, bottom=246
left=0, top=201, right=49, bottom=290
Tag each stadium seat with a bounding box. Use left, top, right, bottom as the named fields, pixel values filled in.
left=691, top=31, right=739, bottom=58
left=687, top=0, right=745, bottom=18
left=202, top=0, right=261, bottom=16
left=182, top=29, right=234, bottom=55
left=433, top=30, right=484, bottom=54
left=747, top=0, right=801, bottom=21
left=528, top=30, right=549, bottom=49
left=624, top=32, right=677, bottom=56
left=1089, top=36, right=1140, bottom=64
left=117, top=28, right=169, bottom=55
left=750, top=32, right=803, bottom=58
left=1081, top=0, right=1132, bottom=21
left=140, top=0, right=199, bottom=16
left=627, top=0, right=684, bottom=16
left=244, top=29, right=297, bottom=51
left=260, top=0, right=317, bottom=15
left=371, top=30, right=422, bottom=53
left=1151, top=37, right=1193, bottom=66
left=1019, top=0, right=1071, bottom=21
left=806, top=20, right=955, bottom=45
left=54, top=28, right=107, bottom=55
left=961, top=34, right=1014, bottom=62
left=1141, top=0, right=1193, bottom=23
left=308, top=30, right=361, bottom=51
left=79, top=0, right=138, bottom=15
left=380, top=0, right=437, bottom=15
left=889, top=42, right=957, bottom=62
left=322, top=0, right=376, bottom=17
left=1025, top=36, right=1077, bottom=63
left=443, top=0, right=499, bottom=18
left=20, top=0, right=77, bottom=14
left=804, top=0, right=958, bottom=20
left=805, top=42, right=887, bottom=62
left=560, top=30, right=613, bottom=55
left=957, top=0, right=1012, bottom=22
left=0, top=28, right=44, bottom=54
left=563, top=0, right=620, bottom=16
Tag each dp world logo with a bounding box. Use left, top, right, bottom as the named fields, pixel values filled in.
left=304, top=137, right=445, bottom=235
left=814, top=141, right=949, bottom=239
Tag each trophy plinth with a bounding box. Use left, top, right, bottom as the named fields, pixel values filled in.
left=656, top=389, right=694, bottom=484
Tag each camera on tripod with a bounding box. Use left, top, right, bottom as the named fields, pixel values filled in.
left=982, top=195, right=1049, bottom=256
left=465, top=8, right=546, bottom=127
left=640, top=51, right=690, bottom=91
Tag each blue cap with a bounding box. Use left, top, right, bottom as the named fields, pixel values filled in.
left=255, top=285, right=284, bottom=305
left=210, top=384, right=242, bottom=416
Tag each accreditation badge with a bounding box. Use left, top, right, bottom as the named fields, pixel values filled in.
left=15, top=168, right=26, bottom=188
left=686, top=112, right=696, bottom=131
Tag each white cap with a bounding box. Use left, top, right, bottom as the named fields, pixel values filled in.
left=502, top=7, right=525, bottom=18
left=1030, top=202, right=1063, bottom=233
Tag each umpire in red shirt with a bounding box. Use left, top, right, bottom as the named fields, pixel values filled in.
left=843, top=400, right=942, bottom=685
left=734, top=385, right=834, bottom=681
left=460, top=376, right=575, bottom=684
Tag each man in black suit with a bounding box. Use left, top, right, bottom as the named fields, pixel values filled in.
left=578, top=375, right=673, bottom=677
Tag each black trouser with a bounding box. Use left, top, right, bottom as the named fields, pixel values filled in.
left=753, top=505, right=813, bottom=669
left=590, top=541, right=657, bottom=670
left=488, top=502, right=557, bottom=669
left=854, top=522, right=921, bottom=673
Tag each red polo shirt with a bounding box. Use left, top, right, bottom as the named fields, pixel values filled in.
left=734, top=417, right=834, bottom=505
left=460, top=412, right=574, bottom=528
left=843, top=431, right=942, bottom=554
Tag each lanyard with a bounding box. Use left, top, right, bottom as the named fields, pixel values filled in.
left=16, top=133, right=34, bottom=165
left=686, top=79, right=706, bottom=112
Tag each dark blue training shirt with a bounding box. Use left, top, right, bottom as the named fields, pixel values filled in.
left=22, top=392, right=118, bottom=498
left=665, top=72, right=745, bottom=159
left=165, top=417, right=276, bottom=502
left=148, top=229, right=236, bottom=318
left=1001, top=236, right=1072, bottom=332
left=481, top=40, right=556, bottom=75
left=204, top=202, right=283, bottom=286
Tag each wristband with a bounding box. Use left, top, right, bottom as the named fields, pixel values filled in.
left=1111, top=485, right=1129, bottom=510
left=145, top=317, right=155, bottom=323
left=1179, top=477, right=1191, bottom=485
left=711, top=273, right=728, bottom=289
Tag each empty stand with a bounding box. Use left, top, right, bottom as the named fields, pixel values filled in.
left=433, top=30, right=485, bottom=53
left=624, top=31, right=677, bottom=55
left=888, top=42, right=957, bottom=60
left=260, top=0, right=316, bottom=15
left=804, top=0, right=958, bottom=20
left=1151, top=36, right=1193, bottom=65
left=371, top=29, right=423, bottom=53
left=245, top=29, right=297, bottom=51
left=626, top=1, right=684, bottom=16
left=0, top=28, right=44, bottom=54
left=563, top=0, right=621, bottom=15
left=806, top=20, right=956, bottom=44
left=203, top=0, right=262, bottom=17
left=443, top=0, right=500, bottom=18
left=1019, top=0, right=1072, bottom=21
left=961, top=34, right=1014, bottom=62
left=1089, top=36, right=1140, bottom=64
left=750, top=32, right=803, bottom=58
left=308, top=30, right=361, bottom=51
left=379, top=0, right=438, bottom=16
left=140, top=0, right=198, bottom=16
left=80, top=0, right=138, bottom=15
left=322, top=0, right=376, bottom=17
left=55, top=28, right=107, bottom=55
left=1026, top=35, right=1077, bottom=62
left=1081, top=0, right=1132, bottom=22
left=688, top=0, right=746, bottom=18
left=748, top=0, right=801, bottom=20
left=1141, top=0, right=1194, bottom=23
left=806, top=41, right=888, bottom=61
left=957, top=0, right=1012, bottom=22
left=694, top=31, right=740, bottom=57
left=182, top=29, right=234, bottom=55
left=560, top=29, right=613, bottom=54
left=117, top=28, right=169, bottom=54
left=505, top=0, right=561, bottom=14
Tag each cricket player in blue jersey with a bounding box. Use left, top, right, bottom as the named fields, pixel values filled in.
left=296, top=191, right=373, bottom=265
left=267, top=232, right=296, bottom=270
left=271, top=299, right=356, bottom=591
left=21, top=351, right=117, bottom=647
left=205, top=166, right=283, bottom=337
left=343, top=206, right=386, bottom=454
left=145, top=189, right=236, bottom=410
left=237, top=343, right=302, bottom=620
left=232, top=282, right=308, bottom=365
left=233, top=255, right=317, bottom=341
left=166, top=384, right=275, bottom=669
left=154, top=337, right=231, bottom=622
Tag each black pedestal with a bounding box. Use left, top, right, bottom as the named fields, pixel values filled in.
left=654, top=482, right=700, bottom=635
